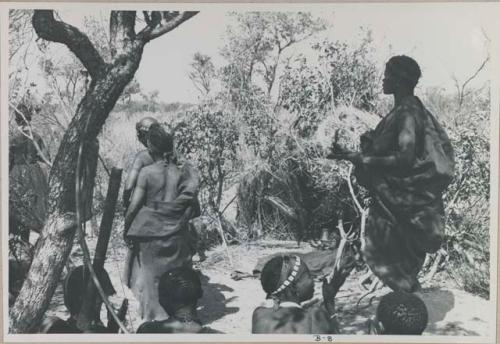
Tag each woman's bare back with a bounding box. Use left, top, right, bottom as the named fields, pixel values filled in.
left=144, top=161, right=181, bottom=204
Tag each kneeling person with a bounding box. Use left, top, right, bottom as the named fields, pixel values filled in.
left=252, top=255, right=339, bottom=334
left=39, top=266, right=127, bottom=333
left=137, top=267, right=203, bottom=333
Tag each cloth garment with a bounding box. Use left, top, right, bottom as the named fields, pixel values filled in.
left=9, top=132, right=49, bottom=235
left=355, top=96, right=454, bottom=292
left=125, top=162, right=200, bottom=321
left=128, top=235, right=193, bottom=321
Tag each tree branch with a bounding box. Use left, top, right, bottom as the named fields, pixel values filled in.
left=109, top=11, right=137, bottom=58
left=137, top=11, right=198, bottom=42
left=32, top=10, right=105, bottom=78
left=460, top=56, right=489, bottom=101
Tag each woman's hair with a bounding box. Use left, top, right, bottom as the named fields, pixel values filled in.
left=158, top=267, right=203, bottom=313
left=136, top=117, right=158, bottom=146
left=147, top=122, right=174, bottom=159
left=386, top=55, right=422, bottom=90
left=63, top=266, right=115, bottom=316
left=260, top=255, right=304, bottom=298
left=377, top=291, right=428, bottom=335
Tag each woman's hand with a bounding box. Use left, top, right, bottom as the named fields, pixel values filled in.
left=321, top=278, right=337, bottom=316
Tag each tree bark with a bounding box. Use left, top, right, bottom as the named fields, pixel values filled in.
left=9, top=10, right=197, bottom=333
left=77, top=168, right=122, bottom=331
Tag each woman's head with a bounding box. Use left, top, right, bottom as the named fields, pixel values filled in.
left=136, top=117, right=158, bottom=147
left=376, top=291, right=428, bottom=335
left=260, top=255, right=314, bottom=303
left=158, top=267, right=203, bottom=315
left=383, top=55, right=421, bottom=94
left=147, top=122, right=174, bottom=160
left=63, top=266, right=115, bottom=317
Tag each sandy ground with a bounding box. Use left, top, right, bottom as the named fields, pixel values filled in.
left=46, top=237, right=495, bottom=336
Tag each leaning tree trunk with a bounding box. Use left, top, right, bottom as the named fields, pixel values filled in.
left=9, top=10, right=197, bottom=333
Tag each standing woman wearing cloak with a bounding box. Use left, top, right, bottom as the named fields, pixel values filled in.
left=9, top=103, right=50, bottom=242
left=330, top=56, right=454, bottom=293
left=124, top=123, right=200, bottom=321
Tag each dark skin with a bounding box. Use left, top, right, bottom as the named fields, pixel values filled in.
left=276, top=264, right=315, bottom=305
left=272, top=263, right=337, bottom=316
left=252, top=263, right=339, bottom=334
left=124, top=143, right=181, bottom=236
left=122, top=130, right=154, bottom=210
left=137, top=302, right=202, bottom=333
left=329, top=66, right=417, bottom=169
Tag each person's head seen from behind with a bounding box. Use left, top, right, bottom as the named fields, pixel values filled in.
left=136, top=117, right=159, bottom=147
left=375, top=291, right=428, bottom=335
left=147, top=122, right=174, bottom=163
left=158, top=267, right=203, bottom=317
left=63, top=266, right=115, bottom=318
left=260, top=255, right=314, bottom=307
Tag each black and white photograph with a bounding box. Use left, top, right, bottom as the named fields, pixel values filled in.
left=1, top=2, right=499, bottom=342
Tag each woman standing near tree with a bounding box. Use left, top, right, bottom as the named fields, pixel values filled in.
left=9, top=103, right=50, bottom=242
left=329, top=56, right=454, bottom=293
left=124, top=123, right=200, bottom=321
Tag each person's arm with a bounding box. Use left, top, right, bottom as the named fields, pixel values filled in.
left=124, top=169, right=147, bottom=234
left=331, top=112, right=417, bottom=169
left=175, top=162, right=200, bottom=208
left=123, top=153, right=146, bottom=209
left=310, top=305, right=340, bottom=334
left=359, top=112, right=416, bottom=168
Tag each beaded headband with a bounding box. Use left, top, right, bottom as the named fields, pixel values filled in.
left=271, top=256, right=302, bottom=295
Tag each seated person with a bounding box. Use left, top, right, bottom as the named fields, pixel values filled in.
left=39, top=265, right=127, bottom=333
left=136, top=267, right=204, bottom=333
left=367, top=291, right=428, bottom=335
left=252, top=255, right=339, bottom=334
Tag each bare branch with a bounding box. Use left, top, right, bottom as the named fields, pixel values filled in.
left=32, top=10, right=105, bottom=78
left=137, top=11, right=198, bottom=42
left=461, top=56, right=489, bottom=97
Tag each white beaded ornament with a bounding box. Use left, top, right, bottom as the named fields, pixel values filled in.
left=271, top=256, right=301, bottom=295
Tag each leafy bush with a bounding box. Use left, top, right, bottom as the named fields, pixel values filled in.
left=423, top=83, right=490, bottom=298
left=279, top=31, right=380, bottom=138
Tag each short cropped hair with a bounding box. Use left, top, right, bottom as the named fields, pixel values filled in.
left=63, top=265, right=115, bottom=316
left=260, top=255, right=305, bottom=298
left=377, top=291, right=428, bottom=335
left=158, top=267, right=203, bottom=312
left=386, top=55, right=422, bottom=90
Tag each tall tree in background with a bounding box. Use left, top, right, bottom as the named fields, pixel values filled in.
left=189, top=52, right=215, bottom=96
left=221, top=12, right=327, bottom=98
left=9, top=9, right=197, bottom=333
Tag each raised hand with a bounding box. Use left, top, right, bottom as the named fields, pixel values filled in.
left=321, top=277, right=337, bottom=316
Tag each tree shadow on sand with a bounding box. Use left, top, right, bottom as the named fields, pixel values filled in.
left=197, top=273, right=239, bottom=326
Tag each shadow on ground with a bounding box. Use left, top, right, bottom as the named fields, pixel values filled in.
left=421, top=288, right=480, bottom=335
left=198, top=273, right=239, bottom=326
